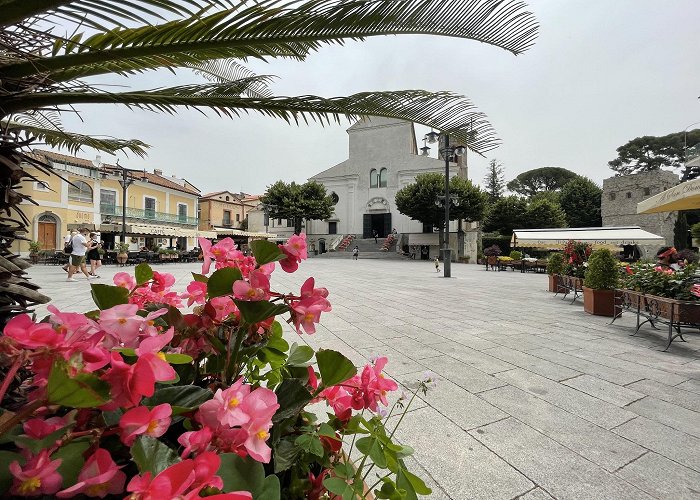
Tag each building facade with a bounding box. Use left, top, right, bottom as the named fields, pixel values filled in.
left=601, top=170, right=679, bottom=255
left=15, top=150, right=202, bottom=255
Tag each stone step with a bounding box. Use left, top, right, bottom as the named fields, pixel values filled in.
left=314, top=250, right=405, bottom=260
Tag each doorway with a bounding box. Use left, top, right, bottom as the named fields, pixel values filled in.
left=363, top=213, right=391, bottom=238
left=37, top=214, right=57, bottom=250
left=420, top=245, right=430, bottom=260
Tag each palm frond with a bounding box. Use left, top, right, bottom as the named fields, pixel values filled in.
left=1, top=0, right=538, bottom=81
left=3, top=85, right=499, bottom=154
left=188, top=60, right=274, bottom=98
left=2, top=117, right=150, bottom=156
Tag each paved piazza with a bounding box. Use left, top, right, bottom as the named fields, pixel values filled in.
left=28, top=259, right=700, bottom=500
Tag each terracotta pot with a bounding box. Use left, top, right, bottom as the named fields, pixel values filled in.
left=117, top=252, right=128, bottom=264
left=548, top=274, right=558, bottom=292
left=583, top=287, right=618, bottom=317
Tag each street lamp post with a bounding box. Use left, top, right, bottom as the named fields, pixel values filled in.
left=424, top=130, right=465, bottom=278
left=116, top=161, right=135, bottom=245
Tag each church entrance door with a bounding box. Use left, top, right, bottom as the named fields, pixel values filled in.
left=363, top=213, right=391, bottom=238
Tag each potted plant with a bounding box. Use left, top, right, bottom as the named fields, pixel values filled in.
left=583, top=248, right=620, bottom=316
left=483, top=244, right=501, bottom=270
left=28, top=240, right=42, bottom=264
left=116, top=242, right=130, bottom=264
left=546, top=252, right=564, bottom=292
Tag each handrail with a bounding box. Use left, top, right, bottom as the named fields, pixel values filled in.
left=100, top=205, right=197, bottom=226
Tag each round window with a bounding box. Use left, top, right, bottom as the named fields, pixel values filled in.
left=330, top=192, right=339, bottom=205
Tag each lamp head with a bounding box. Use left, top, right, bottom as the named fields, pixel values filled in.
left=425, top=130, right=440, bottom=144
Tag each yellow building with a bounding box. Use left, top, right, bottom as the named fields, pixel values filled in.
left=15, top=150, right=205, bottom=255
left=198, top=191, right=269, bottom=246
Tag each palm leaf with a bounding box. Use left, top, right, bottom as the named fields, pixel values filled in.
left=2, top=85, right=499, bottom=153
left=1, top=0, right=538, bottom=81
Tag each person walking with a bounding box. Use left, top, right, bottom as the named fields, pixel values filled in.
left=87, top=232, right=102, bottom=278
left=373, top=230, right=378, bottom=244
left=67, top=228, right=96, bottom=282
left=434, top=257, right=440, bottom=273
left=62, top=230, right=76, bottom=273
left=352, top=246, right=359, bottom=260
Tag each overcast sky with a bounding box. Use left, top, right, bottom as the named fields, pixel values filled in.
left=57, top=0, right=700, bottom=195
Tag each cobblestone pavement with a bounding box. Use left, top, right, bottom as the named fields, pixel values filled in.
left=28, top=259, right=700, bottom=500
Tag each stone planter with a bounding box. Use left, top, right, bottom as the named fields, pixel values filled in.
left=583, top=287, right=618, bottom=317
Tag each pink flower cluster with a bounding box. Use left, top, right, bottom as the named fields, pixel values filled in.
left=114, top=271, right=183, bottom=308
left=198, top=237, right=261, bottom=277
left=654, top=266, right=675, bottom=275
left=290, top=278, right=331, bottom=334
left=181, top=379, right=280, bottom=463
left=692, top=284, right=700, bottom=298
left=309, top=356, right=398, bottom=420
left=279, top=233, right=307, bottom=273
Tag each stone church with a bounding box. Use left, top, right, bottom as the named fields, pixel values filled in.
left=302, top=117, right=479, bottom=260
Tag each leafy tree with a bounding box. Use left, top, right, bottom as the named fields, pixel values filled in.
left=483, top=159, right=505, bottom=202
left=0, top=0, right=538, bottom=324
left=559, top=177, right=602, bottom=227
left=262, top=181, right=333, bottom=234
left=608, top=129, right=700, bottom=177
left=522, top=198, right=567, bottom=229
left=395, top=173, right=487, bottom=244
left=482, top=195, right=528, bottom=236
left=506, top=167, right=580, bottom=197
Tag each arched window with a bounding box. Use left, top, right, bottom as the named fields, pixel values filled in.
left=370, top=169, right=378, bottom=188
left=38, top=213, right=57, bottom=224
left=379, top=168, right=388, bottom=188
left=68, top=180, right=93, bottom=203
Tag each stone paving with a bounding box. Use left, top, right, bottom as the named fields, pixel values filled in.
left=27, top=259, right=700, bottom=500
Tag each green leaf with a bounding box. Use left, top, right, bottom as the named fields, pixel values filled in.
left=163, top=353, right=193, bottom=364
left=250, top=239, right=286, bottom=265
left=234, top=300, right=289, bottom=325
left=258, top=474, right=281, bottom=500
left=90, top=283, right=129, bottom=310
left=102, top=409, right=123, bottom=427
left=208, top=267, right=242, bottom=298
left=272, top=436, right=301, bottom=473
left=316, top=350, right=357, bottom=388
left=0, top=451, right=23, bottom=493
left=287, top=342, right=314, bottom=366
left=397, top=468, right=431, bottom=498
left=131, top=436, right=180, bottom=476
left=135, top=263, right=154, bottom=285
left=295, top=434, right=324, bottom=457
left=13, top=425, right=73, bottom=454
left=54, top=439, right=90, bottom=486
left=272, top=379, right=312, bottom=423
left=46, top=362, right=110, bottom=408
left=192, top=272, right=208, bottom=283
left=141, top=385, right=212, bottom=411
left=318, top=422, right=338, bottom=439
left=323, top=477, right=355, bottom=499
left=356, top=436, right=387, bottom=468
left=333, top=462, right=355, bottom=479
left=217, top=453, right=264, bottom=494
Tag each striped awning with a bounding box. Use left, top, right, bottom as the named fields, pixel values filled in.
left=213, top=227, right=277, bottom=238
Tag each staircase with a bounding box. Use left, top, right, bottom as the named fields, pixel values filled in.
left=316, top=237, right=404, bottom=260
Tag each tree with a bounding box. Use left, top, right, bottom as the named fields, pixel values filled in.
left=482, top=196, right=528, bottom=236
left=608, top=129, right=700, bottom=177
left=522, top=198, right=567, bottom=229
left=261, top=181, right=333, bottom=234
left=559, top=177, right=602, bottom=227
left=506, top=167, right=580, bottom=197
left=483, top=159, right=505, bottom=202
left=395, top=173, right=487, bottom=245
left=0, top=0, right=537, bottom=324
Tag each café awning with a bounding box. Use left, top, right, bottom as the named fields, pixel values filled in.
left=511, top=226, right=665, bottom=249
left=637, top=177, right=700, bottom=213
left=129, top=224, right=209, bottom=238
left=213, top=227, right=276, bottom=239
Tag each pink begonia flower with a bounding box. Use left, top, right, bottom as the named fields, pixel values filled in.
left=278, top=245, right=300, bottom=273
left=242, top=416, right=274, bottom=463
left=9, top=449, right=63, bottom=496
left=133, top=327, right=177, bottom=383
left=56, top=448, right=126, bottom=498
left=692, top=284, right=700, bottom=298
left=178, top=427, right=214, bottom=458
left=151, top=271, right=175, bottom=293
left=22, top=416, right=69, bottom=441
left=113, top=272, right=136, bottom=290
left=232, top=270, right=270, bottom=302
left=101, top=351, right=172, bottom=410
left=358, top=356, right=398, bottom=412
left=185, top=280, right=208, bottom=306
left=190, top=451, right=224, bottom=492
left=4, top=314, right=64, bottom=349
left=198, top=237, right=214, bottom=274
left=198, top=378, right=252, bottom=429
left=654, top=265, right=675, bottom=275
left=119, top=403, right=172, bottom=445
left=285, top=233, right=308, bottom=260
left=99, top=304, right=143, bottom=345
left=291, top=301, right=326, bottom=334
left=209, top=296, right=238, bottom=322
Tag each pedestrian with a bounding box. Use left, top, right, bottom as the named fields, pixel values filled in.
left=352, top=246, right=359, bottom=260
left=87, top=232, right=102, bottom=278
left=434, top=257, right=440, bottom=273
left=62, top=230, right=76, bottom=273
left=373, top=230, right=378, bottom=244
left=66, top=228, right=96, bottom=282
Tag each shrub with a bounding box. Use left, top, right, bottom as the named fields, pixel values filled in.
left=584, top=248, right=620, bottom=290
left=483, top=244, right=502, bottom=257
left=546, top=252, right=564, bottom=275
left=509, top=250, right=522, bottom=260
left=481, top=235, right=511, bottom=255
left=28, top=241, right=42, bottom=254
left=117, top=242, right=130, bottom=253
left=691, top=222, right=700, bottom=240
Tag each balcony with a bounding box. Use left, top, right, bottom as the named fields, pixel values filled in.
left=100, top=205, right=198, bottom=226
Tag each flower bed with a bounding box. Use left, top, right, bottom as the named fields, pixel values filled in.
left=0, top=234, right=431, bottom=499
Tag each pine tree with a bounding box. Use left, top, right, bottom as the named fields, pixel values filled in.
left=483, top=159, right=505, bottom=202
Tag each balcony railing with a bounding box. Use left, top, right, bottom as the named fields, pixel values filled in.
left=100, top=205, right=198, bottom=226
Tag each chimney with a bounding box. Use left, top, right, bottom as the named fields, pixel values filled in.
left=154, top=169, right=163, bottom=176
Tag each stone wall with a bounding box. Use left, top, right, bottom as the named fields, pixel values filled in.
left=601, top=170, right=679, bottom=255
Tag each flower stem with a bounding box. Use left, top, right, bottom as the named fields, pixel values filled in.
left=0, top=399, right=45, bottom=437
left=0, top=353, right=25, bottom=404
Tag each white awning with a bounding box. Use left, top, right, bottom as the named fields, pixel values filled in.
left=129, top=224, right=205, bottom=238
left=637, top=177, right=700, bottom=213
left=511, top=226, right=665, bottom=249
left=408, top=233, right=439, bottom=246
left=213, top=227, right=277, bottom=239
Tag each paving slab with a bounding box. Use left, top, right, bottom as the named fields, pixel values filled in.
left=616, top=451, right=700, bottom=500
left=676, top=378, right=700, bottom=395
left=562, top=374, right=646, bottom=407
left=428, top=355, right=507, bottom=394
left=625, top=396, right=700, bottom=438
left=517, top=487, right=556, bottom=499
left=470, top=417, right=653, bottom=500
left=626, top=378, right=700, bottom=412
left=481, top=346, right=581, bottom=381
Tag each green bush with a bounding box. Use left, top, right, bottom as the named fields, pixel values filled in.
left=546, top=252, right=564, bottom=275
left=691, top=222, right=700, bottom=240
left=584, top=249, right=619, bottom=290
left=509, top=250, right=522, bottom=260
left=28, top=241, right=42, bottom=254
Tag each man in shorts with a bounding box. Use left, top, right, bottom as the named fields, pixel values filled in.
left=67, top=228, right=96, bottom=282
